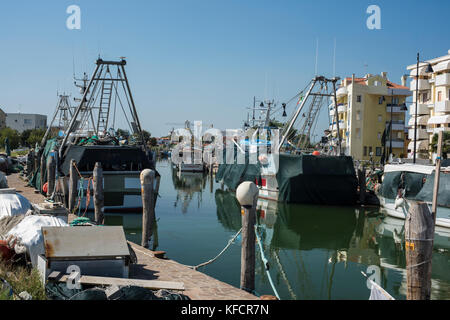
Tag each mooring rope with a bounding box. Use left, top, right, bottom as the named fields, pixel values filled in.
left=186, top=228, right=242, bottom=271
left=254, top=225, right=281, bottom=300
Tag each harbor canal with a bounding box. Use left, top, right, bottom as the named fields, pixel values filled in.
left=100, top=160, right=450, bottom=300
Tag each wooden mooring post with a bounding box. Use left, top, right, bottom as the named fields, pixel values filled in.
left=46, top=152, right=56, bottom=197
left=93, top=162, right=104, bottom=225
left=141, top=169, right=155, bottom=248
left=236, top=181, right=259, bottom=294
left=405, top=131, right=443, bottom=300
left=68, top=159, right=78, bottom=212
left=405, top=202, right=434, bottom=300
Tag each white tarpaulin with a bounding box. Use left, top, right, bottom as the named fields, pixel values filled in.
left=6, top=215, right=68, bottom=267
left=0, top=193, right=32, bottom=219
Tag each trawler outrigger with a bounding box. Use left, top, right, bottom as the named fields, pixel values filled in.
left=34, top=58, right=155, bottom=209
left=216, top=76, right=359, bottom=205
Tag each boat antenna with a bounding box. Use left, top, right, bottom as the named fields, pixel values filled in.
left=315, top=38, right=319, bottom=76
left=333, top=37, right=336, bottom=78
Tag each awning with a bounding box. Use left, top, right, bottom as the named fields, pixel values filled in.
left=433, top=60, right=450, bottom=73
left=428, top=115, right=450, bottom=125
left=407, top=140, right=429, bottom=151
left=408, top=115, right=429, bottom=126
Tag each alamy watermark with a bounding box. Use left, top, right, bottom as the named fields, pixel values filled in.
left=170, top=121, right=280, bottom=169
left=366, top=5, right=381, bottom=30
left=66, top=5, right=81, bottom=30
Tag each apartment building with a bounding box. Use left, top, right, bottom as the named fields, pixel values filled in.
left=5, top=113, right=47, bottom=133
left=329, top=73, right=412, bottom=161
left=0, top=108, right=6, bottom=129
left=406, top=49, right=450, bottom=160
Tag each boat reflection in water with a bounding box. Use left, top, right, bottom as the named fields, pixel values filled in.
left=215, top=190, right=450, bottom=300
left=171, top=166, right=209, bottom=214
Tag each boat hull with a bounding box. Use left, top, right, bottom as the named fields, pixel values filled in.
left=378, top=195, right=450, bottom=229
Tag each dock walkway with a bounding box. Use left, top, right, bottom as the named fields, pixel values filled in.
left=6, top=173, right=259, bottom=300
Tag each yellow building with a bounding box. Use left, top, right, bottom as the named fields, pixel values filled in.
left=329, top=73, right=412, bottom=161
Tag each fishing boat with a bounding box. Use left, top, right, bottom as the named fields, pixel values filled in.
left=34, top=58, right=155, bottom=209
left=216, top=76, right=359, bottom=206
left=375, top=163, right=450, bottom=228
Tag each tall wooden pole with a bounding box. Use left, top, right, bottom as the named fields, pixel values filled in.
left=141, top=169, right=155, bottom=248
left=68, top=159, right=78, bottom=212
left=93, top=162, right=104, bottom=224
left=236, top=181, right=259, bottom=293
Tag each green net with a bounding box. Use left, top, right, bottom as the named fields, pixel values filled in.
left=28, top=138, right=58, bottom=193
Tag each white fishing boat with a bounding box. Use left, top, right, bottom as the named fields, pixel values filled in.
left=376, top=163, right=450, bottom=229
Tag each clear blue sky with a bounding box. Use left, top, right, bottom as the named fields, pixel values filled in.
left=0, top=0, right=449, bottom=137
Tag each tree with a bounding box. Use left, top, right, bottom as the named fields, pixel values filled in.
left=0, top=128, right=21, bottom=150
left=26, top=129, right=46, bottom=147
left=149, top=137, right=157, bottom=147
left=142, top=130, right=151, bottom=143
left=431, top=132, right=450, bottom=159
left=116, top=128, right=130, bottom=139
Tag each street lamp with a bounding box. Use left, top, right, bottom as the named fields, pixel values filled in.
left=413, top=52, right=433, bottom=164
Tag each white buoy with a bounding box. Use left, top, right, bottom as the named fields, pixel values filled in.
left=236, top=181, right=259, bottom=208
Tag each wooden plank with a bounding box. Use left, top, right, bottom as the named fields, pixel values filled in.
left=48, top=271, right=184, bottom=291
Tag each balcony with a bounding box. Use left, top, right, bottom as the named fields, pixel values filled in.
left=408, top=140, right=429, bottom=152
left=435, top=73, right=450, bottom=87
left=410, top=79, right=431, bottom=90
left=387, top=121, right=405, bottom=131
left=330, top=121, right=346, bottom=130
left=389, top=140, right=404, bottom=149
left=336, top=87, right=348, bottom=97
left=387, top=104, right=407, bottom=113
left=429, top=126, right=450, bottom=135
left=337, top=104, right=347, bottom=113
left=435, top=100, right=450, bottom=113
left=408, top=115, right=429, bottom=126
left=408, top=103, right=429, bottom=115
left=408, top=128, right=428, bottom=140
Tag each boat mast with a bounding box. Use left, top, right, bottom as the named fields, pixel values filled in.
left=277, top=76, right=341, bottom=154
left=59, top=58, right=148, bottom=158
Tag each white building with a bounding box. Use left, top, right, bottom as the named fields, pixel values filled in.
left=406, top=49, right=450, bottom=160
left=6, top=113, right=47, bottom=133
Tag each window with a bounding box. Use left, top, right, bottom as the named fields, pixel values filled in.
left=363, top=146, right=367, bottom=156
left=378, top=97, right=384, bottom=104
left=357, top=95, right=362, bottom=103
left=356, top=128, right=361, bottom=139
left=24, top=119, right=32, bottom=124
left=378, top=115, right=382, bottom=122
left=397, top=132, right=402, bottom=139
left=422, top=92, right=428, bottom=103
left=392, top=97, right=399, bottom=105
left=369, top=146, right=373, bottom=155
left=356, top=111, right=361, bottom=121
left=378, top=132, right=381, bottom=140
left=376, top=147, right=382, bottom=156
left=438, top=91, right=442, bottom=102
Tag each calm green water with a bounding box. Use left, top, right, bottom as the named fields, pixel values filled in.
left=103, top=160, right=450, bottom=300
